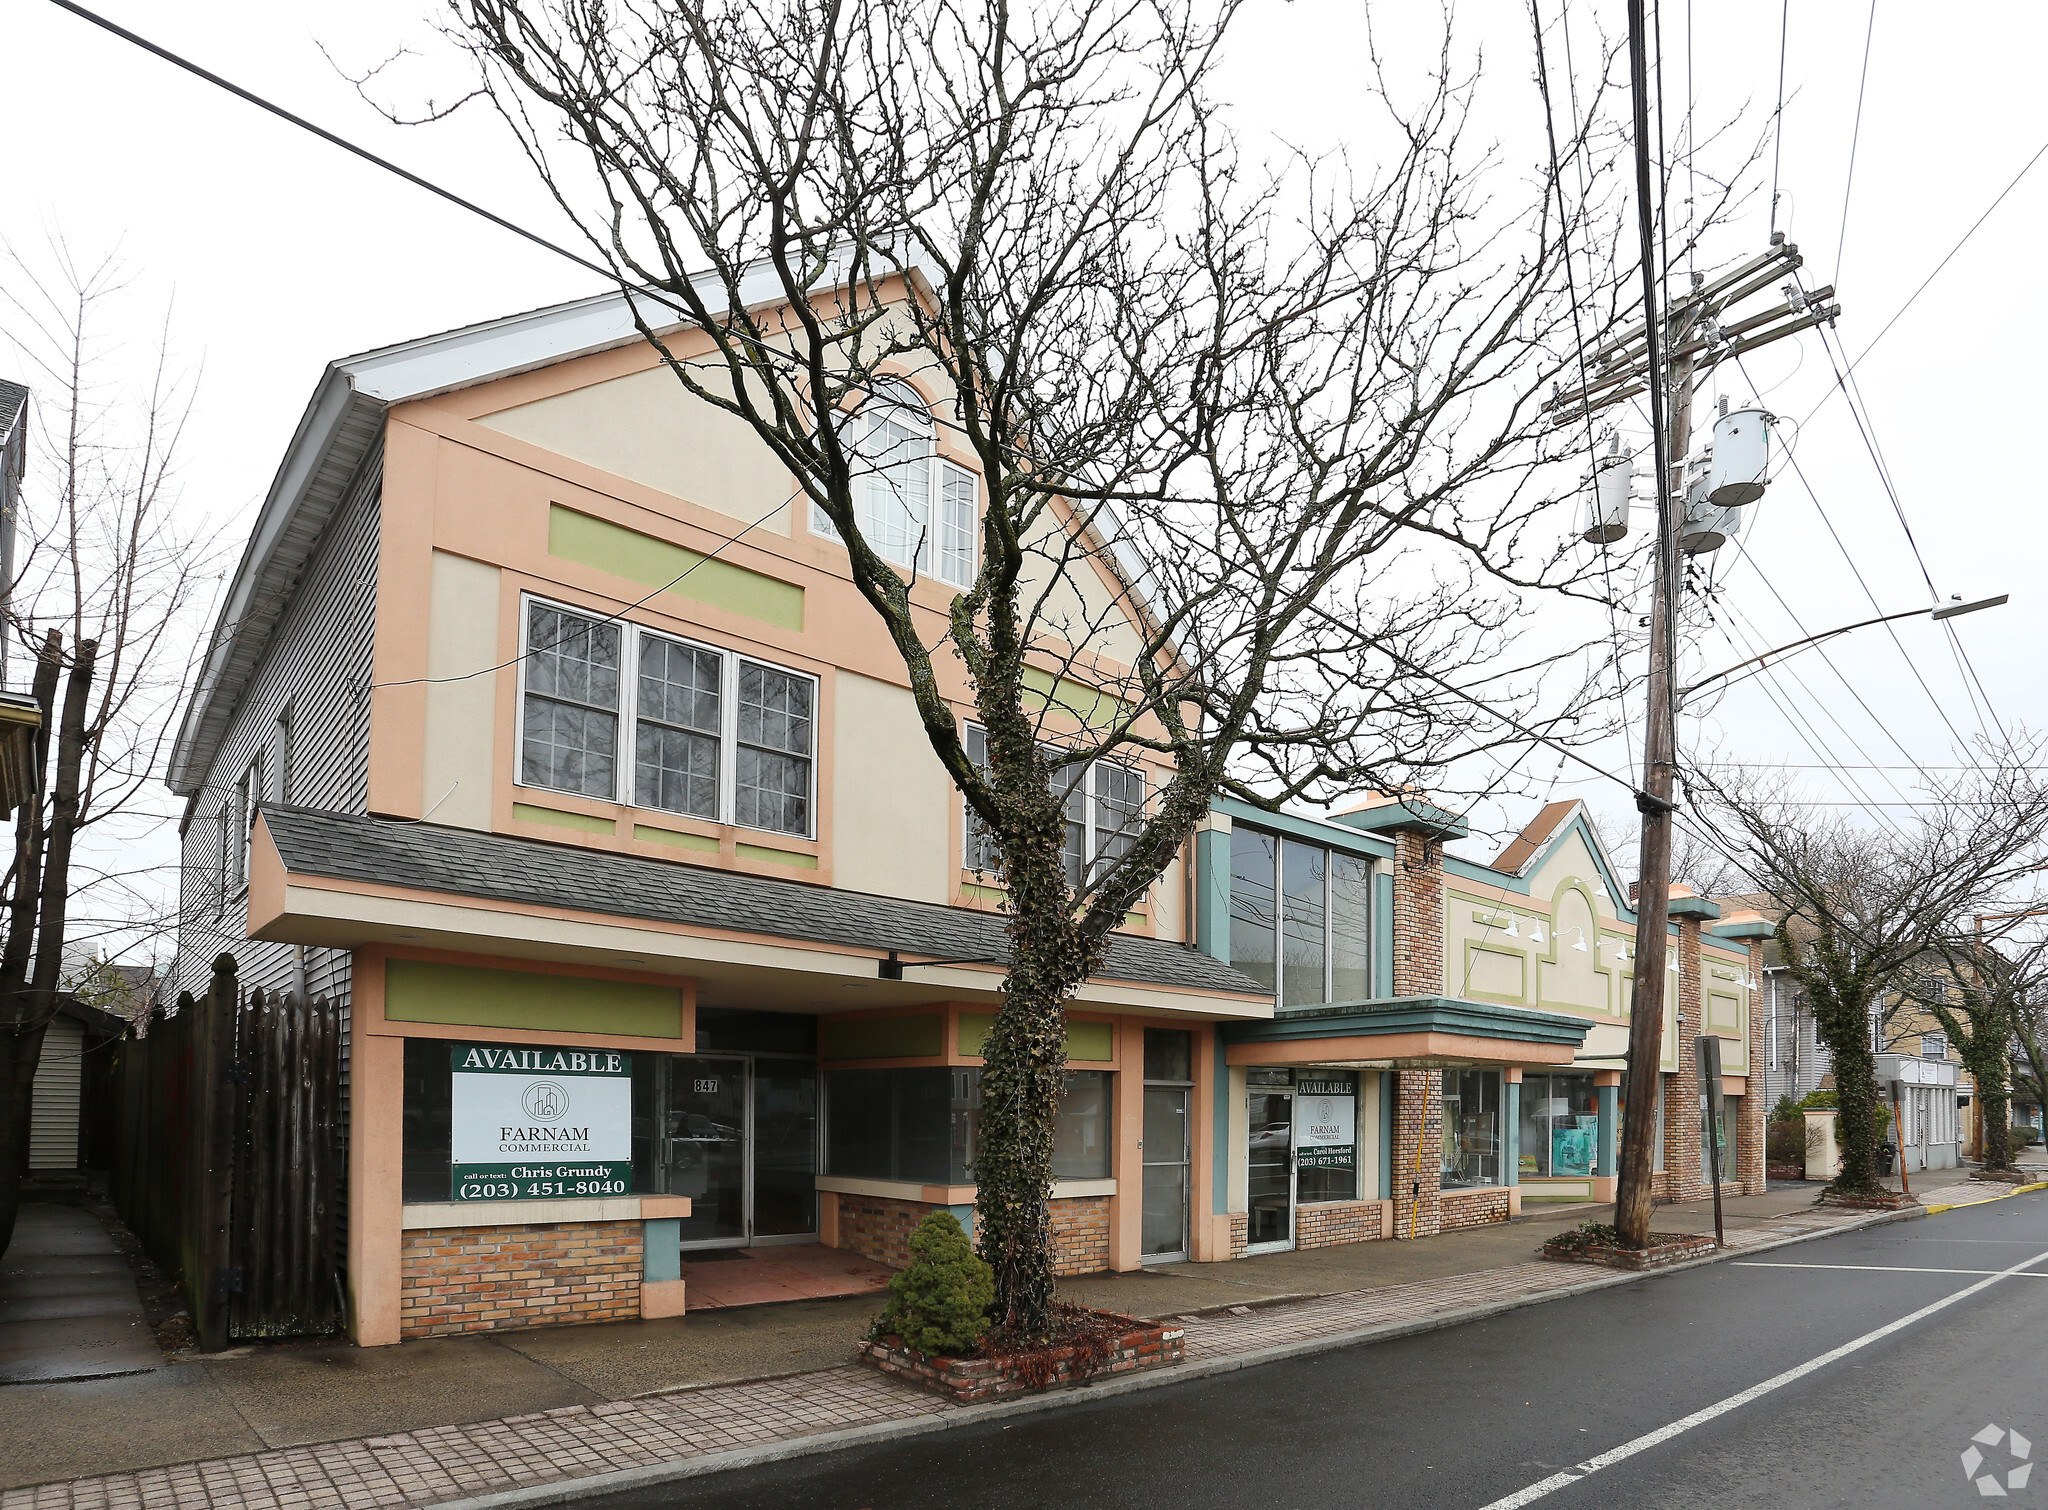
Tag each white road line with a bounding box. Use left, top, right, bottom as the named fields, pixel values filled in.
left=1732, top=1262, right=2048, bottom=1277
left=1475, top=1244, right=2048, bottom=1510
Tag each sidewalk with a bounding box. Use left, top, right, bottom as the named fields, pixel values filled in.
left=12, top=1171, right=2028, bottom=1509
left=0, top=1206, right=158, bottom=1386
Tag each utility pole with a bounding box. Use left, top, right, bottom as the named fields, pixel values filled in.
left=1547, top=1, right=1840, bottom=1252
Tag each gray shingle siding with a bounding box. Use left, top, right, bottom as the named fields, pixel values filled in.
left=261, top=803, right=1267, bottom=998
left=173, top=440, right=381, bottom=1005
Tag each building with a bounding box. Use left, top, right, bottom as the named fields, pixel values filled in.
left=169, top=283, right=1762, bottom=1346
left=26, top=996, right=128, bottom=1185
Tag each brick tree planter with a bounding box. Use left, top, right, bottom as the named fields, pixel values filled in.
left=1817, top=1189, right=1920, bottom=1212
left=858, top=1311, right=1185, bottom=1403
left=1765, top=1163, right=1807, bottom=1181
left=1540, top=1230, right=1718, bottom=1271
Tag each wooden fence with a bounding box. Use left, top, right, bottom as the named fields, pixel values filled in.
left=108, top=953, right=344, bottom=1347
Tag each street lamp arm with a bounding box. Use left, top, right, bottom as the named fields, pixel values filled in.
left=1679, top=596, right=2007, bottom=703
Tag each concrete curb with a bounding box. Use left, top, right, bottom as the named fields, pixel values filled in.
left=1923, top=1179, right=2048, bottom=1215
left=424, top=1199, right=1991, bottom=1510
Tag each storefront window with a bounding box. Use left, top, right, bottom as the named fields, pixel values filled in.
left=827, top=1066, right=1113, bottom=1185
left=1229, top=829, right=1277, bottom=993
left=1519, top=1072, right=1599, bottom=1178
left=1441, top=1068, right=1501, bottom=1188
left=1295, top=1072, right=1359, bottom=1203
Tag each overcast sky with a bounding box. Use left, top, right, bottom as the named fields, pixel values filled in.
left=2, top=0, right=2043, bottom=951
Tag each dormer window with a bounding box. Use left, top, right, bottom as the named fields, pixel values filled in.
left=811, top=379, right=977, bottom=588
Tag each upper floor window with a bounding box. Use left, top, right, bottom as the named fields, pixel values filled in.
left=811, top=380, right=977, bottom=589
left=518, top=597, right=815, bottom=838
left=1230, top=826, right=1373, bottom=1008
left=962, top=723, right=1145, bottom=890
left=1921, top=1032, right=1949, bottom=1061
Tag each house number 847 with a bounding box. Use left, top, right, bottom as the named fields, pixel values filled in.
left=694, top=1079, right=719, bottom=1093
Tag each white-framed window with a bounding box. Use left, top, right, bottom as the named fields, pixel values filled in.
left=516, top=596, right=817, bottom=839
left=811, top=379, right=978, bottom=589
left=961, top=723, right=1146, bottom=889
left=1921, top=1032, right=1949, bottom=1061
left=219, top=757, right=257, bottom=909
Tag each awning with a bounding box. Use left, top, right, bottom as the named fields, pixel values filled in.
left=1221, top=995, right=1593, bottom=1068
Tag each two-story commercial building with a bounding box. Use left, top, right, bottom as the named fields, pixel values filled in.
left=170, top=283, right=1765, bottom=1347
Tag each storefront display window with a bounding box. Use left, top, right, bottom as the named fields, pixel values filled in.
left=1441, top=1068, right=1501, bottom=1187
left=826, top=1067, right=1114, bottom=1185
left=1295, top=1072, right=1358, bottom=1203
left=1519, top=1071, right=1599, bottom=1178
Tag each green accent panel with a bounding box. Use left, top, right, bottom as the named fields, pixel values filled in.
left=736, top=842, right=817, bottom=869
left=957, top=1013, right=1114, bottom=1061
left=961, top=883, right=1007, bottom=907
left=643, top=1218, right=682, bottom=1281
left=1020, top=666, right=1125, bottom=726
left=822, top=1014, right=944, bottom=1061
left=513, top=802, right=616, bottom=835
left=384, top=958, right=684, bottom=1037
left=1194, top=829, right=1231, bottom=961
left=549, top=504, right=804, bottom=631
left=1462, top=941, right=1529, bottom=1004
left=633, top=824, right=718, bottom=853
left=1123, top=912, right=1147, bottom=930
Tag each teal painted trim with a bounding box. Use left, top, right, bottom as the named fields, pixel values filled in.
left=1713, top=919, right=1774, bottom=940
left=1195, top=829, right=1232, bottom=961
left=642, top=1218, right=681, bottom=1282
left=1224, top=994, right=1594, bottom=1048
left=1324, top=800, right=1468, bottom=841
left=1668, top=895, right=1723, bottom=920
left=1597, top=1084, right=1619, bottom=1178
left=945, top=1203, right=976, bottom=1242
left=1213, top=797, right=1395, bottom=859
left=1378, top=1073, right=1395, bottom=1201
left=1212, top=1027, right=1231, bottom=1213
left=1374, top=871, right=1395, bottom=999
left=1504, top=1081, right=1522, bottom=1187
left=1443, top=813, right=1640, bottom=927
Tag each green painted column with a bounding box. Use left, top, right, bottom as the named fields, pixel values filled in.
left=1195, top=828, right=1232, bottom=961
left=642, top=1218, right=681, bottom=1282
left=1598, top=1084, right=1619, bottom=1179
left=1504, top=1079, right=1521, bottom=1187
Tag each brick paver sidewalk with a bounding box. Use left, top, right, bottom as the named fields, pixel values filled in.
left=0, top=1205, right=1904, bottom=1510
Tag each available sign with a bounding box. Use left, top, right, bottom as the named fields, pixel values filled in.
left=1294, top=1079, right=1357, bottom=1171
left=448, top=1043, right=633, bottom=1202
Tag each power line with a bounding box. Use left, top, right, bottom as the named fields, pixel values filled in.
left=1833, top=0, right=1878, bottom=287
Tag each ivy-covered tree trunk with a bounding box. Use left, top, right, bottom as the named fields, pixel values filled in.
left=1930, top=986, right=2014, bottom=1173
left=1783, top=923, right=1886, bottom=1197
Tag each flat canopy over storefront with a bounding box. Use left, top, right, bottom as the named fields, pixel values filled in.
left=249, top=804, right=1270, bottom=1017
left=1221, top=994, right=1593, bottom=1068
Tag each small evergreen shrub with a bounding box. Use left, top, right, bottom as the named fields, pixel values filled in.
left=879, top=1211, right=994, bottom=1356
left=2013, top=1125, right=2041, bottom=1149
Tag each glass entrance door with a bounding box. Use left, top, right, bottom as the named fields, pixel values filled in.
left=1246, top=1090, right=1295, bottom=1252
left=665, top=1055, right=747, bottom=1246
left=1141, top=1087, right=1190, bottom=1262
left=751, top=1060, right=819, bottom=1239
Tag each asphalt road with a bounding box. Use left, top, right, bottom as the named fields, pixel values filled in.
left=574, top=1193, right=2048, bottom=1510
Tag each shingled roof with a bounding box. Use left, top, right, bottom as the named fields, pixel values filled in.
left=261, top=804, right=1267, bottom=998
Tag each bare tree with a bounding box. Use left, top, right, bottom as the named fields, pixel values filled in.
left=1924, top=926, right=2048, bottom=1174
left=367, top=0, right=1764, bottom=1337
left=0, top=245, right=215, bottom=1251
left=1692, top=755, right=2048, bottom=1198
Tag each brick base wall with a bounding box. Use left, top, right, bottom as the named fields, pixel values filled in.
left=836, top=1193, right=1112, bottom=1276
left=1295, top=1200, right=1388, bottom=1249
left=399, top=1221, right=642, bottom=1339
left=1227, top=1211, right=1248, bottom=1260
left=1048, top=1197, right=1110, bottom=1275
left=1440, top=1187, right=1511, bottom=1230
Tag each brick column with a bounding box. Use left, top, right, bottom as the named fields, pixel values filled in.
left=1661, top=917, right=1706, bottom=1202
left=1738, top=934, right=1769, bottom=1194
left=1391, top=829, right=1445, bottom=997
left=1391, top=1069, right=1443, bottom=1238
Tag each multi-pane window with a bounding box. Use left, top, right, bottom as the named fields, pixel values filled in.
left=1921, top=1032, right=1949, bottom=1061
left=811, top=380, right=979, bottom=589
left=518, top=598, right=815, bottom=838
left=961, top=723, right=1145, bottom=889
left=1229, top=827, right=1374, bottom=1007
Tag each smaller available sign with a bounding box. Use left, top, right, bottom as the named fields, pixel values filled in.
left=1294, top=1083, right=1357, bottom=1171
left=448, top=1043, right=633, bottom=1202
